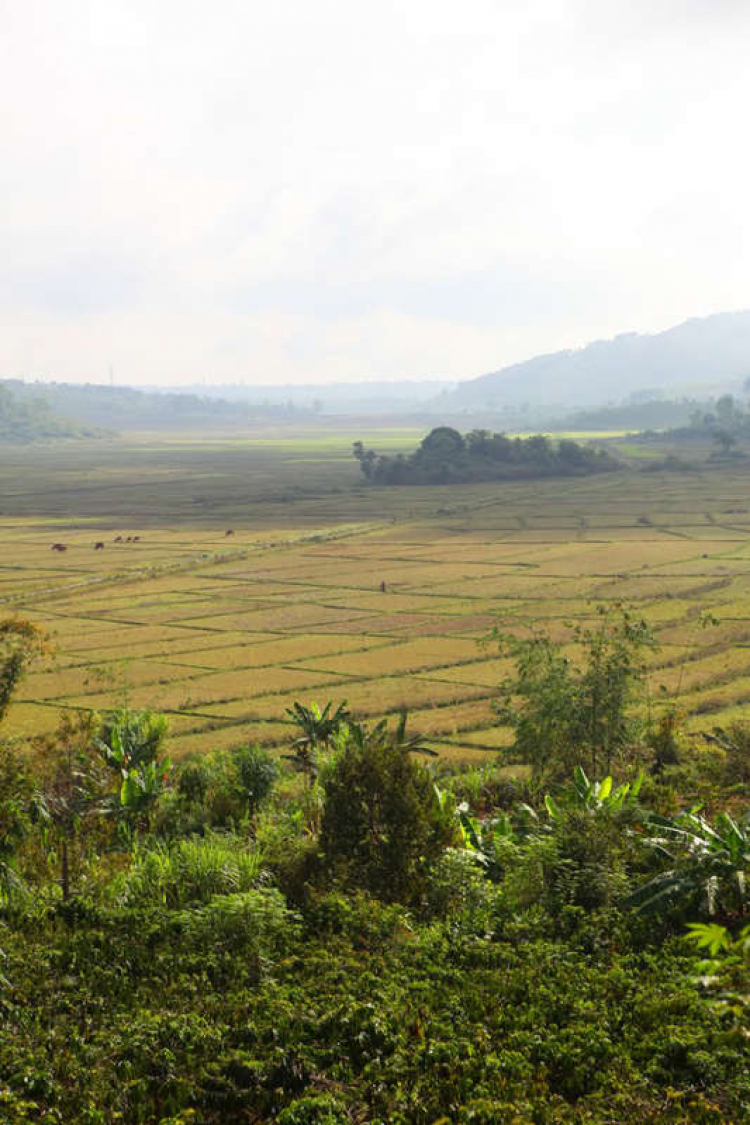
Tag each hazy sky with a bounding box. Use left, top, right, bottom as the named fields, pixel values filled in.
left=1, top=0, right=749, bottom=386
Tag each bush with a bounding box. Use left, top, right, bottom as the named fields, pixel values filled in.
left=424, top=848, right=501, bottom=935
left=154, top=746, right=278, bottom=837
left=320, top=727, right=458, bottom=902
left=232, top=745, right=278, bottom=814
left=276, top=1095, right=348, bottom=1125
left=177, top=887, right=296, bottom=959
left=115, top=832, right=263, bottom=908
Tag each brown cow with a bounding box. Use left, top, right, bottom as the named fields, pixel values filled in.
left=225, top=529, right=235, bottom=536
left=114, top=535, right=122, bottom=542
left=94, top=542, right=105, bottom=550
left=132, top=535, right=141, bottom=542
left=51, top=543, right=67, bottom=552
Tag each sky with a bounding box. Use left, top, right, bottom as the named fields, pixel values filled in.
left=1, top=0, right=749, bottom=387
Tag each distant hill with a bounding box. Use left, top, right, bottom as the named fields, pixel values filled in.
left=439, top=311, right=750, bottom=410
left=1, top=380, right=313, bottom=432
left=166, top=380, right=456, bottom=415
left=0, top=384, right=106, bottom=443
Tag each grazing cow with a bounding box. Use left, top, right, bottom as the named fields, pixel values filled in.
left=126, top=536, right=133, bottom=542
left=114, top=535, right=122, bottom=542
left=51, top=543, right=67, bottom=552
left=132, top=535, right=141, bottom=542
left=94, top=542, right=105, bottom=550
left=380, top=580, right=387, bottom=593
left=225, top=529, right=235, bottom=537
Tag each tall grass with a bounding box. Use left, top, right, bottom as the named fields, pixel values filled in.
left=114, top=832, right=263, bottom=908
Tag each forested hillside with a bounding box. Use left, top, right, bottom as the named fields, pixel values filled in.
left=440, top=310, right=750, bottom=409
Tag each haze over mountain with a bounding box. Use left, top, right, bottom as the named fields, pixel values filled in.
left=438, top=311, right=750, bottom=410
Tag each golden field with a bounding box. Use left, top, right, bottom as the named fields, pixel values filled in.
left=2, top=432, right=750, bottom=763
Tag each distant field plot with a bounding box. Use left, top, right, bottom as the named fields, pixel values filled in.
left=3, top=435, right=750, bottom=762
left=295, top=636, right=482, bottom=677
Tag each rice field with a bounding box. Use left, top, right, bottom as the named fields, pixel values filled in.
left=2, top=432, right=750, bottom=763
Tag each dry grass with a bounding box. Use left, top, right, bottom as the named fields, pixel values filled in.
left=3, top=437, right=750, bottom=759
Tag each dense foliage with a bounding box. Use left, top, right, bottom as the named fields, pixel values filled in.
left=354, top=428, right=619, bottom=485
left=0, top=618, right=748, bottom=1123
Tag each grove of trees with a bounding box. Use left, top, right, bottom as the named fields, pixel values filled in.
left=354, top=427, right=620, bottom=485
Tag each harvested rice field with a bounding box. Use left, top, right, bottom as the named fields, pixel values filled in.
left=2, top=433, right=750, bottom=764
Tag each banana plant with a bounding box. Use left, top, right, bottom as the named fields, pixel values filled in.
left=544, top=766, right=644, bottom=821
left=628, top=809, right=750, bottom=917
left=454, top=800, right=516, bottom=878
left=283, top=700, right=351, bottom=784
left=95, top=708, right=171, bottom=829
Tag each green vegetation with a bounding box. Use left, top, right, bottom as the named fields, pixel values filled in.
left=1, top=427, right=750, bottom=1122
left=0, top=383, right=106, bottom=442
left=557, top=397, right=699, bottom=432
left=2, top=379, right=313, bottom=434
left=492, top=607, right=656, bottom=779
left=0, top=633, right=749, bottom=1121
left=354, top=427, right=619, bottom=484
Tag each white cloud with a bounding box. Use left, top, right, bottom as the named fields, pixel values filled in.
left=0, top=0, right=748, bottom=384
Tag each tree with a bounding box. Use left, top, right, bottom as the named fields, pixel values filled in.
left=419, top=426, right=465, bottom=455
left=352, top=442, right=377, bottom=480
left=36, top=712, right=112, bottom=905
left=0, top=743, right=34, bottom=908
left=0, top=617, right=48, bottom=726
left=492, top=607, right=656, bottom=779
left=712, top=429, right=737, bottom=456
left=715, top=394, right=736, bottom=427
left=320, top=713, right=457, bottom=902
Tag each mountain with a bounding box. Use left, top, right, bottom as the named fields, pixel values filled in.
left=440, top=311, right=750, bottom=410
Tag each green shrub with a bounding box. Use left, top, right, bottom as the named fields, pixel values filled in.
left=424, top=848, right=501, bottom=935
left=155, top=746, right=278, bottom=838
left=232, top=744, right=278, bottom=814
left=276, top=1094, right=348, bottom=1124
left=115, top=832, right=263, bottom=908
left=320, top=727, right=458, bottom=902
left=177, top=887, right=296, bottom=960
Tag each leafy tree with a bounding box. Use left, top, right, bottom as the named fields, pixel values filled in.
left=320, top=714, right=457, bottom=902
left=352, top=441, right=377, bottom=479
left=492, top=607, right=655, bottom=779
left=35, top=712, right=113, bottom=904
left=0, top=744, right=35, bottom=908
left=712, top=428, right=737, bottom=456
left=0, top=618, right=48, bottom=726
left=232, top=744, right=279, bottom=815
